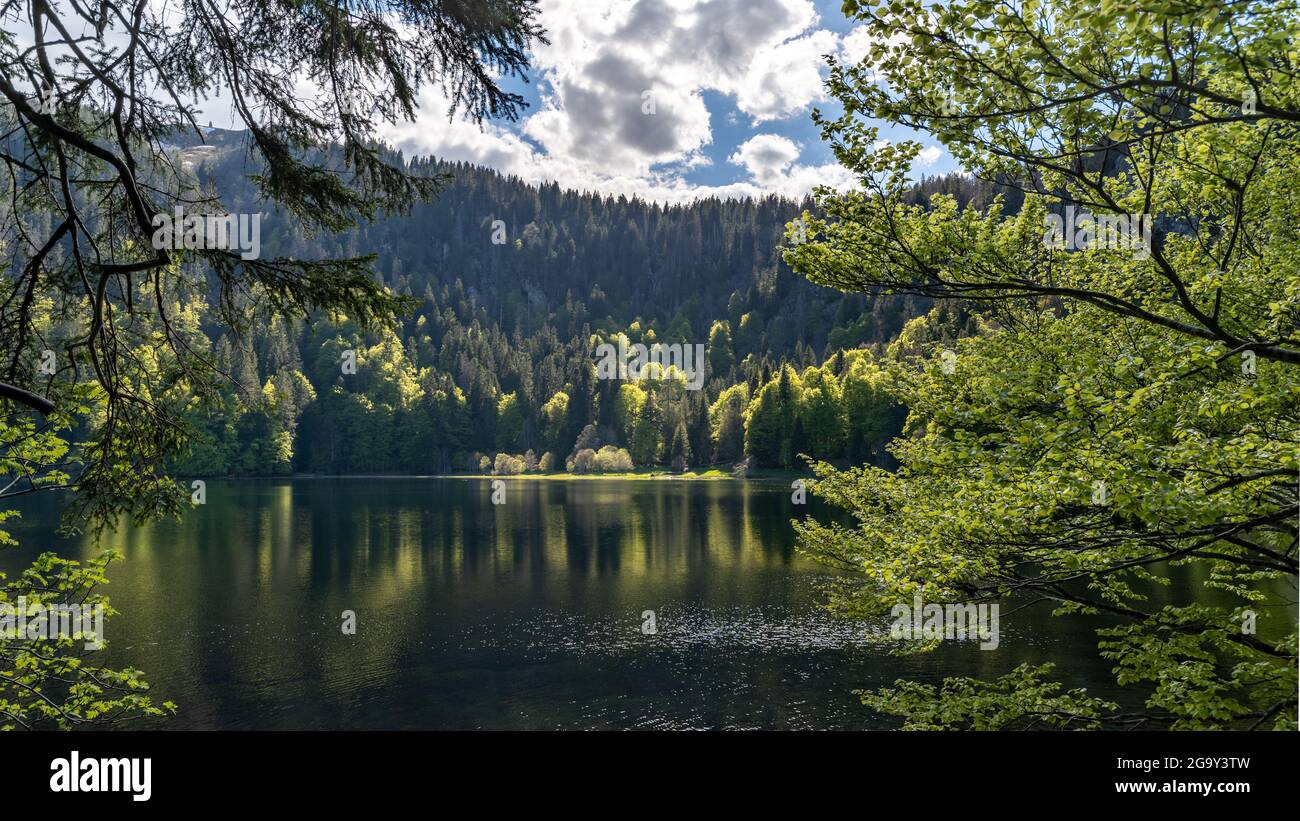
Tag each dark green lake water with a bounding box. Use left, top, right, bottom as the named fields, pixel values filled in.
left=0, top=477, right=1223, bottom=729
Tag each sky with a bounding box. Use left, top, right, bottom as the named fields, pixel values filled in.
left=369, top=0, right=954, bottom=203
left=15, top=0, right=954, bottom=204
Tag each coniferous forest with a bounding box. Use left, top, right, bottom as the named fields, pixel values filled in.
left=169, top=137, right=991, bottom=477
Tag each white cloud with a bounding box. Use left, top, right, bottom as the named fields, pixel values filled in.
left=730, top=29, right=839, bottom=122
left=728, top=134, right=801, bottom=184
left=381, top=86, right=540, bottom=175
left=517, top=0, right=824, bottom=171
left=382, top=0, right=907, bottom=202
left=728, top=134, right=857, bottom=198
left=839, top=25, right=907, bottom=74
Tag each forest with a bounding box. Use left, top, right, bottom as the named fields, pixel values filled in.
left=163, top=143, right=991, bottom=476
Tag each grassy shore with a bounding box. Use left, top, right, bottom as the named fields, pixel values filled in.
left=278, top=469, right=811, bottom=482
left=450, top=468, right=808, bottom=482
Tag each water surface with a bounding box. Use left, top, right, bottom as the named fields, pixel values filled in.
left=1, top=477, right=1215, bottom=729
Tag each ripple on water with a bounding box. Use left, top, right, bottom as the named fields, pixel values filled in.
left=458, top=605, right=893, bottom=657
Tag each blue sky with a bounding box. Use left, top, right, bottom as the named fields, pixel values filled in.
left=10, top=0, right=955, bottom=202
left=377, top=0, right=955, bottom=202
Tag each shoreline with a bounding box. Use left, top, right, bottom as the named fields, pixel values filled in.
left=187, top=469, right=812, bottom=483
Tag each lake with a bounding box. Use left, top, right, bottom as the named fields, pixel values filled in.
left=1, top=477, right=1180, bottom=729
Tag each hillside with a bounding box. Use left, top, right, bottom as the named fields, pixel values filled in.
left=166, top=132, right=990, bottom=475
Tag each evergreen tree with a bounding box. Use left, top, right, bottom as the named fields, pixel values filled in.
left=707, top=319, right=735, bottom=378
left=669, top=422, right=691, bottom=473
left=629, top=390, right=663, bottom=467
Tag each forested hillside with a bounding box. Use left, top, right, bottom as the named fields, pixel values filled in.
left=169, top=132, right=990, bottom=475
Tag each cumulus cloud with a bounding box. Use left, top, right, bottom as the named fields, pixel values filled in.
left=839, top=24, right=907, bottom=74
left=728, top=134, right=801, bottom=184
left=381, top=85, right=540, bottom=176
left=380, top=0, right=929, bottom=202
left=731, top=29, right=839, bottom=122
left=518, top=0, right=822, bottom=170
left=728, top=134, right=858, bottom=198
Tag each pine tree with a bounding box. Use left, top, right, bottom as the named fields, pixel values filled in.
left=707, top=319, right=735, bottom=377
left=670, top=421, right=691, bottom=473
left=630, top=390, right=663, bottom=467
